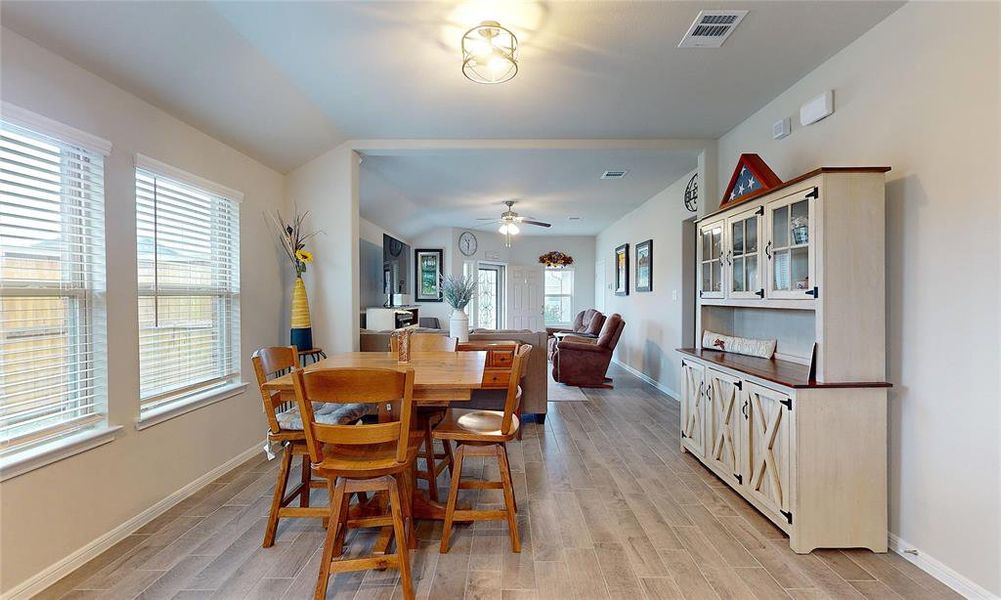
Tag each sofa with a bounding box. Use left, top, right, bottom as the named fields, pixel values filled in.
left=468, top=329, right=548, bottom=422
left=551, top=313, right=625, bottom=388
left=358, top=327, right=548, bottom=422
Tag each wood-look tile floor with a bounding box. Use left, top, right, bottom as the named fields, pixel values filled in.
left=38, top=364, right=961, bottom=600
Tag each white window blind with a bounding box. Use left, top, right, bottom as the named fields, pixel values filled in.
left=0, top=120, right=108, bottom=454
left=135, top=165, right=240, bottom=413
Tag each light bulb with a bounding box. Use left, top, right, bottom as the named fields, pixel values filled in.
left=506, top=223, right=520, bottom=235
left=498, top=223, right=509, bottom=234
left=488, top=55, right=508, bottom=74
left=468, top=38, right=492, bottom=59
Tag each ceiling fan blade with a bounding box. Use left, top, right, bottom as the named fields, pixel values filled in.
left=521, top=220, right=552, bottom=228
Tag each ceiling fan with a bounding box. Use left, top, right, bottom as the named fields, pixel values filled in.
left=476, top=200, right=551, bottom=246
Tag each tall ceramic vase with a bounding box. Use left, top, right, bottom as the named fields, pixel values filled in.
left=290, top=276, right=313, bottom=351
left=449, top=307, right=469, bottom=342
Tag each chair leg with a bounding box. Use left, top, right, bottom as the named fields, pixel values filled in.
left=442, top=439, right=455, bottom=477
left=439, top=443, right=465, bottom=554
left=502, top=445, right=517, bottom=513
left=398, top=469, right=418, bottom=550
left=422, top=417, right=439, bottom=502
left=388, top=477, right=415, bottom=600
left=315, top=479, right=346, bottom=600
left=332, top=479, right=351, bottom=557
left=299, top=453, right=311, bottom=507
left=496, top=444, right=521, bottom=553
left=263, top=443, right=293, bottom=548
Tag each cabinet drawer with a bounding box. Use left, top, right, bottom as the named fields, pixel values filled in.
left=481, top=370, right=510, bottom=388
left=488, top=350, right=515, bottom=368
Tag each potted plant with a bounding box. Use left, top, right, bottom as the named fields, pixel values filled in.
left=441, top=273, right=476, bottom=342
left=268, top=207, right=321, bottom=351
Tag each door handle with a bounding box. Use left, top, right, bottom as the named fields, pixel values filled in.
left=741, top=400, right=749, bottom=419
left=765, top=241, right=772, bottom=259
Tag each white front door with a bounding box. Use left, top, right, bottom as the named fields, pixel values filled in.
left=508, top=265, right=544, bottom=330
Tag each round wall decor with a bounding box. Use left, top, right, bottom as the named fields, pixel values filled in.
left=685, top=174, right=699, bottom=213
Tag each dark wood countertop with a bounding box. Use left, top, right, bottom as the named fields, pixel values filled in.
left=677, top=348, right=891, bottom=389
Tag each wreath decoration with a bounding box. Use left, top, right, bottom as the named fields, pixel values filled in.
left=539, top=251, right=574, bottom=268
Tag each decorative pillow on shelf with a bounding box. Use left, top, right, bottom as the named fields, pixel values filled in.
left=702, top=330, right=776, bottom=360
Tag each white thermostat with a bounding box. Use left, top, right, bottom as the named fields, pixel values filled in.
left=772, top=117, right=791, bottom=140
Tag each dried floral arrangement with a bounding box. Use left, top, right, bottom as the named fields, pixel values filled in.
left=441, top=273, right=476, bottom=310
left=267, top=207, right=322, bottom=276
left=538, top=251, right=574, bottom=268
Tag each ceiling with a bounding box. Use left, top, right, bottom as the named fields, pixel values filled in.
left=360, top=148, right=698, bottom=238
left=1, top=1, right=903, bottom=173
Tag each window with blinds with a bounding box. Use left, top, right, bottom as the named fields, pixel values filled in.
left=136, top=165, right=240, bottom=414
left=0, top=120, right=107, bottom=453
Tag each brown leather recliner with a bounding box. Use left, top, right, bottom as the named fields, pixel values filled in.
left=551, top=313, right=625, bottom=388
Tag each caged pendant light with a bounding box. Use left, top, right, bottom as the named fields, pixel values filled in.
left=461, top=21, right=518, bottom=84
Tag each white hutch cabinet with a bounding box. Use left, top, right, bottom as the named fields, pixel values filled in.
left=681, top=167, right=891, bottom=554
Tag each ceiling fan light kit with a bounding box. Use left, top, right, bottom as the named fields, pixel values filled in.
left=476, top=200, right=551, bottom=247
left=461, top=20, right=518, bottom=84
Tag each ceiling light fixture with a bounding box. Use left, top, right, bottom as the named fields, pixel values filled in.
left=462, top=20, right=518, bottom=84
left=498, top=222, right=520, bottom=235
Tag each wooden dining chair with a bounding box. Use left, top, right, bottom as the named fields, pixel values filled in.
left=292, top=366, right=423, bottom=600
left=390, top=333, right=459, bottom=502
left=252, top=347, right=371, bottom=548
left=435, top=343, right=532, bottom=554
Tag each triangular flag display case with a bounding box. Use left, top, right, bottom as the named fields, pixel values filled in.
left=720, top=153, right=783, bottom=209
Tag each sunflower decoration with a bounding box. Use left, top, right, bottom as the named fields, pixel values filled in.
left=268, top=206, right=322, bottom=276
left=538, top=251, right=574, bottom=268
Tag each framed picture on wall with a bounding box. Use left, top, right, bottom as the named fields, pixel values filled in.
left=636, top=239, right=653, bottom=292
left=614, top=243, right=629, bottom=296
left=414, top=248, right=444, bottom=302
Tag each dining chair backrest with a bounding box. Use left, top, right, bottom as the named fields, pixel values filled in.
left=291, top=367, right=416, bottom=465
left=252, top=346, right=299, bottom=435
left=501, top=344, right=533, bottom=435
left=390, top=333, right=457, bottom=353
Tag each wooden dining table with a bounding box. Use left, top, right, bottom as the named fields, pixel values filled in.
left=261, top=350, right=489, bottom=525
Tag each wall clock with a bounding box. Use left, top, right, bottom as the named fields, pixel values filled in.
left=458, top=231, right=478, bottom=256
left=684, top=174, right=698, bottom=213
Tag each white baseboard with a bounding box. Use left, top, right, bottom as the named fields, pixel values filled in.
left=612, top=359, right=679, bottom=402
left=889, top=533, right=998, bottom=600
left=1, top=443, right=264, bottom=600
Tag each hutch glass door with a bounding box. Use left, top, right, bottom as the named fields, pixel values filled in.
left=766, top=189, right=816, bottom=299
left=698, top=220, right=725, bottom=299
left=726, top=207, right=764, bottom=299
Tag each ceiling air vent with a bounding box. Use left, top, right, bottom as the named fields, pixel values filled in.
left=678, top=10, right=748, bottom=48
left=600, top=170, right=629, bottom=180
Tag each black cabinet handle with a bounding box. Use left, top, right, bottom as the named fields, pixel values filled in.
left=765, top=241, right=772, bottom=259
left=741, top=400, right=749, bottom=418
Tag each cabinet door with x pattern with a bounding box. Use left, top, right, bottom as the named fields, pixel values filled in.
left=744, top=381, right=793, bottom=526
left=705, top=368, right=743, bottom=487
left=680, top=360, right=706, bottom=457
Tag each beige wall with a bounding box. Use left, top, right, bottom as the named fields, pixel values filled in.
left=0, top=29, right=286, bottom=593
left=717, top=3, right=1000, bottom=595
left=596, top=170, right=696, bottom=397
left=285, top=145, right=360, bottom=353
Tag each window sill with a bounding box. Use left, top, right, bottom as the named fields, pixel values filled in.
left=0, top=425, right=122, bottom=482
left=136, top=382, right=248, bottom=431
